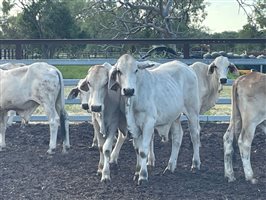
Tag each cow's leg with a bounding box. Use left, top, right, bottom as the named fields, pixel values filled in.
left=187, top=115, right=201, bottom=171
left=137, top=119, right=155, bottom=185
left=89, top=116, right=98, bottom=149
left=125, top=103, right=140, bottom=138
left=238, top=124, right=257, bottom=184
left=94, top=120, right=105, bottom=176
left=223, top=124, right=236, bottom=182
left=62, top=109, right=70, bottom=153
left=101, top=127, right=117, bottom=182
left=43, top=104, right=60, bottom=154
left=110, top=130, right=127, bottom=164
left=7, top=110, right=16, bottom=127
left=0, top=112, right=8, bottom=150
left=91, top=131, right=98, bottom=149
left=147, top=133, right=155, bottom=167
left=132, top=135, right=142, bottom=181
left=164, top=119, right=183, bottom=173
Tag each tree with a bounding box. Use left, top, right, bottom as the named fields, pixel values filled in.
left=17, top=0, right=81, bottom=39
left=83, top=0, right=207, bottom=39
left=236, top=0, right=266, bottom=30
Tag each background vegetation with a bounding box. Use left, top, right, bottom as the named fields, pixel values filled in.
left=0, top=0, right=265, bottom=58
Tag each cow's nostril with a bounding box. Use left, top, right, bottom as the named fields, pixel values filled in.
left=82, top=104, right=89, bottom=110
left=123, top=88, right=135, bottom=96
left=91, top=105, right=102, bottom=112
left=220, top=78, right=227, bottom=84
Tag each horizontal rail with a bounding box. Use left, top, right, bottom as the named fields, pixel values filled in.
left=1, top=58, right=265, bottom=66
left=13, top=114, right=230, bottom=122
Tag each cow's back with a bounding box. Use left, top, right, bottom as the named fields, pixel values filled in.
left=235, top=72, right=266, bottom=115
left=144, top=60, right=199, bottom=124
left=0, top=62, right=60, bottom=110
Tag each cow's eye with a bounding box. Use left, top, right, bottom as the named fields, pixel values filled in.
left=117, top=69, right=122, bottom=75
left=135, top=69, right=138, bottom=73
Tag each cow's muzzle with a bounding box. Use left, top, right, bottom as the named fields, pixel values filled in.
left=91, top=105, right=102, bottom=112
left=220, top=78, right=227, bottom=84
left=123, top=88, right=135, bottom=97
left=82, top=104, right=89, bottom=110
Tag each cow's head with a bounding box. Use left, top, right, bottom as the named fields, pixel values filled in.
left=84, top=65, right=111, bottom=113
left=67, top=78, right=90, bottom=110
left=109, top=54, right=154, bottom=97
left=207, top=56, right=239, bottom=84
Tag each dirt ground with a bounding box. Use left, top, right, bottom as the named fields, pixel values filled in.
left=1, top=122, right=266, bottom=200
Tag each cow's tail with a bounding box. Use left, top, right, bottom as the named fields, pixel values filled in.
left=229, top=77, right=242, bottom=156
left=55, top=70, right=69, bottom=149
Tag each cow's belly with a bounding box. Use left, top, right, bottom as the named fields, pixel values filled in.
left=155, top=105, right=182, bottom=126
left=0, top=100, right=39, bottom=113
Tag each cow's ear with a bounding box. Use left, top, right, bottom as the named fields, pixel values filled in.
left=80, top=79, right=89, bottom=92
left=207, top=62, right=216, bottom=75
left=229, top=63, right=239, bottom=75
left=67, top=87, right=80, bottom=99
left=102, top=62, right=113, bottom=70
left=137, top=61, right=155, bottom=69
left=108, top=67, right=119, bottom=91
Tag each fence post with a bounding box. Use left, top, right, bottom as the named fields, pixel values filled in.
left=15, top=43, right=22, bottom=59
left=183, top=43, right=190, bottom=59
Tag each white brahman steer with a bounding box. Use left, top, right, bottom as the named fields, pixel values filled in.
left=109, top=54, right=201, bottom=185
left=0, top=62, right=70, bottom=153
left=223, top=72, right=266, bottom=184
left=190, top=56, right=239, bottom=114
left=72, top=64, right=128, bottom=182
left=0, top=63, right=26, bottom=126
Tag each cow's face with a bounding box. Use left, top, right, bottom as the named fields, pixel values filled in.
left=208, top=56, right=238, bottom=84
left=67, top=78, right=90, bottom=111
left=109, top=54, right=140, bottom=97
left=86, top=65, right=109, bottom=113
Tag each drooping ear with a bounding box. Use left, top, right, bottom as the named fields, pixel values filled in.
left=79, top=79, right=89, bottom=92
left=228, top=63, right=239, bottom=75
left=108, top=67, right=119, bottom=91
left=136, top=61, right=157, bottom=69
left=67, top=87, right=80, bottom=99
left=102, top=62, right=113, bottom=70
left=207, top=62, right=216, bottom=75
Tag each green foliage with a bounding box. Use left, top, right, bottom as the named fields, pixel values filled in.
left=56, top=66, right=90, bottom=79
left=16, top=0, right=80, bottom=39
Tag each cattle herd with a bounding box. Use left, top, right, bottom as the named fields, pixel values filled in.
left=0, top=55, right=265, bottom=186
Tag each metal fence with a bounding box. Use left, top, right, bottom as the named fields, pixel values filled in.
left=1, top=38, right=265, bottom=59
left=3, top=58, right=265, bottom=123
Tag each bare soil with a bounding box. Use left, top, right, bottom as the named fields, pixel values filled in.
left=1, top=122, right=266, bottom=200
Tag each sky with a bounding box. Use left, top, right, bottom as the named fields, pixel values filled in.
left=203, top=0, right=249, bottom=33
left=0, top=0, right=250, bottom=33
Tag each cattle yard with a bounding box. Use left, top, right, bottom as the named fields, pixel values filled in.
left=1, top=122, right=266, bottom=199
left=0, top=38, right=266, bottom=199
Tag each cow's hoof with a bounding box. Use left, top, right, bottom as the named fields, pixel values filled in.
left=137, top=178, right=148, bottom=186
left=101, top=176, right=111, bottom=183
left=47, top=148, right=56, bottom=154
left=163, top=163, right=175, bottom=174
left=249, top=178, right=258, bottom=184
left=62, top=145, right=70, bottom=154
left=97, top=169, right=102, bottom=176
left=89, top=144, right=98, bottom=151
left=163, top=167, right=172, bottom=175
left=226, top=176, right=236, bottom=183
left=191, top=166, right=200, bottom=174
left=133, top=173, right=139, bottom=181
